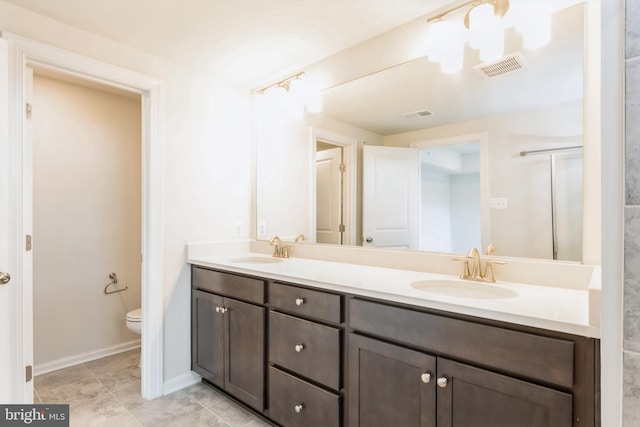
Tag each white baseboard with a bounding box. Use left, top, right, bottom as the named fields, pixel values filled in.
left=163, top=371, right=201, bottom=396
left=34, top=340, right=141, bottom=376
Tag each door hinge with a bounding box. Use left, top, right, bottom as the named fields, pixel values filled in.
left=339, top=164, right=346, bottom=173
left=25, top=103, right=32, bottom=120
left=26, top=235, right=32, bottom=252
left=26, top=365, right=32, bottom=382
left=339, top=224, right=346, bottom=232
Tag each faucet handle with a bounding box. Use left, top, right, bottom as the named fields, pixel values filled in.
left=485, top=244, right=496, bottom=256
left=281, top=244, right=292, bottom=258
left=452, top=257, right=472, bottom=279
left=483, top=259, right=507, bottom=283
left=269, top=236, right=284, bottom=257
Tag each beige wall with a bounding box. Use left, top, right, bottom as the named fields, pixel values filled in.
left=32, top=75, right=142, bottom=367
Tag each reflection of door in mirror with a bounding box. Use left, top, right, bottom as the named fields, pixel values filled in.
left=316, top=143, right=344, bottom=245
left=362, top=145, right=420, bottom=250
left=362, top=143, right=483, bottom=253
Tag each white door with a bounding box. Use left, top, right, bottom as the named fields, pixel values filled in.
left=316, top=147, right=343, bottom=244
left=0, top=36, right=12, bottom=402
left=363, top=145, right=420, bottom=249
left=0, top=37, right=18, bottom=402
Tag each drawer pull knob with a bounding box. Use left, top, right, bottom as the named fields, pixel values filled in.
left=294, top=404, right=305, bottom=413
left=420, top=372, right=432, bottom=384
left=437, top=377, right=448, bottom=388
left=295, top=297, right=306, bottom=306
left=294, top=344, right=306, bottom=353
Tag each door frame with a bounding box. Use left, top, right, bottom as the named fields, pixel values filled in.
left=2, top=32, right=165, bottom=401
left=308, top=127, right=357, bottom=245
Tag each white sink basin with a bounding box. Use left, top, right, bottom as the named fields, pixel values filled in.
left=231, top=257, right=284, bottom=264
left=410, top=279, right=518, bottom=300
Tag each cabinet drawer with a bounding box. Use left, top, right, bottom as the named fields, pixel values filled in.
left=269, top=311, right=341, bottom=390
left=269, top=367, right=341, bottom=427
left=350, top=299, right=575, bottom=389
left=192, top=267, right=265, bottom=304
left=269, top=282, right=342, bottom=323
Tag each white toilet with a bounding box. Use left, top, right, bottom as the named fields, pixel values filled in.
left=126, top=308, right=142, bottom=335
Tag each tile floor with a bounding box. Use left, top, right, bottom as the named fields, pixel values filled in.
left=33, top=349, right=273, bottom=427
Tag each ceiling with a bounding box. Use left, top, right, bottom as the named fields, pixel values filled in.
left=2, top=0, right=452, bottom=88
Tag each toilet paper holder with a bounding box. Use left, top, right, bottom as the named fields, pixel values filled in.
left=104, top=272, right=128, bottom=295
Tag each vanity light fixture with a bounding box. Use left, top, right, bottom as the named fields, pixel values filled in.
left=425, top=0, right=554, bottom=73
left=257, top=71, right=323, bottom=117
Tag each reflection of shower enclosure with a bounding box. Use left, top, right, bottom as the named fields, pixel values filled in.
left=520, top=146, right=583, bottom=261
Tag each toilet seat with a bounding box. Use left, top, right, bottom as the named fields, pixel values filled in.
left=126, top=308, right=142, bottom=322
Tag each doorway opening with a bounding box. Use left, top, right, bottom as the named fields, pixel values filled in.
left=315, top=140, right=345, bottom=245
left=418, top=143, right=481, bottom=253
left=309, top=128, right=357, bottom=246
left=30, top=66, right=143, bottom=384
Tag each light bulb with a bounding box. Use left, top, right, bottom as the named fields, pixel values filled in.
left=516, top=11, right=551, bottom=49
left=469, top=3, right=495, bottom=31
left=478, top=28, right=504, bottom=62
left=440, top=29, right=465, bottom=74
left=427, top=20, right=453, bottom=63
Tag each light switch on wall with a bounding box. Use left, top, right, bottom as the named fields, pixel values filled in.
left=234, top=222, right=242, bottom=236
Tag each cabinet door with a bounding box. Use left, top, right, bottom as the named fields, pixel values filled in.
left=437, top=358, right=573, bottom=427
left=349, top=334, right=436, bottom=427
left=224, top=297, right=265, bottom=411
left=191, top=290, right=225, bottom=388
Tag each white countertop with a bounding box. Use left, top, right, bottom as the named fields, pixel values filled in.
left=187, top=243, right=600, bottom=339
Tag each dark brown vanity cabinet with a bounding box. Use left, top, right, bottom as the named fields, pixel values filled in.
left=349, top=334, right=572, bottom=427
left=349, top=298, right=598, bottom=427
left=267, top=282, right=344, bottom=427
left=348, top=334, right=437, bottom=427
left=191, top=267, right=266, bottom=412
left=190, top=266, right=598, bottom=427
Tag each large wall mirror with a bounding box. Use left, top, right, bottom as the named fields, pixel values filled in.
left=256, top=0, right=585, bottom=262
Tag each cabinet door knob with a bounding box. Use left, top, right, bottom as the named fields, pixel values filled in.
left=420, top=372, right=432, bottom=384
left=215, top=306, right=220, bottom=313
left=295, top=297, right=306, bottom=306
left=294, top=344, right=306, bottom=353
left=294, top=403, right=305, bottom=413
left=437, top=377, right=448, bottom=388
left=219, top=307, right=228, bottom=314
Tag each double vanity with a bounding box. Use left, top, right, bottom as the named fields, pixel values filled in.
left=188, top=241, right=600, bottom=427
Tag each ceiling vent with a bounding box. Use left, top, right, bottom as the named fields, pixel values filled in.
left=402, top=109, right=433, bottom=119
left=474, top=52, right=529, bottom=79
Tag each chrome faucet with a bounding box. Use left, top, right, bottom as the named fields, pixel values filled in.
left=269, top=236, right=291, bottom=258
left=453, top=245, right=506, bottom=283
